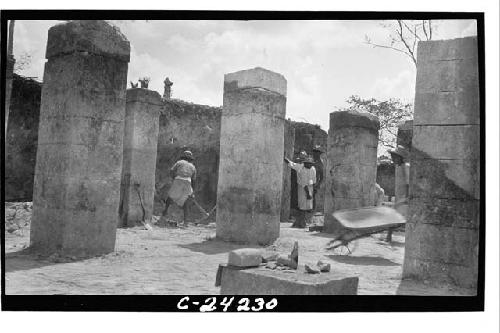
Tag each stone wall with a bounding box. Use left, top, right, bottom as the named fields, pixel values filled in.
left=155, top=99, right=222, bottom=221
left=5, top=74, right=41, bottom=201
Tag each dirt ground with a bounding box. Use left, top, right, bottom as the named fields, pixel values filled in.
left=4, top=206, right=474, bottom=296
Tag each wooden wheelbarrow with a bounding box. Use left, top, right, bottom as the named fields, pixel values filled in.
left=326, top=205, right=406, bottom=253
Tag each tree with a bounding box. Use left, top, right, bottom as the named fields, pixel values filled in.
left=365, top=20, right=435, bottom=66
left=344, top=95, right=413, bottom=150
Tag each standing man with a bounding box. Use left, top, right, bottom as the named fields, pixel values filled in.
left=311, top=145, right=325, bottom=213
left=387, top=145, right=410, bottom=242
left=161, top=150, right=197, bottom=227
left=284, top=155, right=316, bottom=228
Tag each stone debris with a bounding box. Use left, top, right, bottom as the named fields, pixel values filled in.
left=317, top=260, right=331, bottom=272
left=265, top=262, right=278, bottom=270
left=262, top=252, right=280, bottom=263
left=304, top=264, right=320, bottom=274
left=5, top=202, right=32, bottom=235
left=227, top=248, right=263, bottom=267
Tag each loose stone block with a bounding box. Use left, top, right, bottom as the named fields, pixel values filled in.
left=30, top=20, right=130, bottom=257
left=219, top=265, right=359, bottom=295
left=227, top=248, right=263, bottom=267
left=119, top=88, right=162, bottom=227
left=323, top=110, right=380, bottom=234
left=216, top=67, right=287, bottom=245
left=403, top=37, right=480, bottom=290
left=281, top=120, right=295, bottom=221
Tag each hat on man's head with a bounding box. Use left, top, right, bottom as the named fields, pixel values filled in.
left=295, top=151, right=308, bottom=162
left=312, top=145, right=324, bottom=153
left=182, top=150, right=194, bottom=160
left=389, top=145, right=409, bottom=161
left=303, top=156, right=315, bottom=164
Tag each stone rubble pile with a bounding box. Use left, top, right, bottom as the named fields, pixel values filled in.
left=5, top=202, right=32, bottom=235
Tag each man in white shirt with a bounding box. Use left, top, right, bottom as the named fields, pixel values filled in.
left=284, top=155, right=316, bottom=228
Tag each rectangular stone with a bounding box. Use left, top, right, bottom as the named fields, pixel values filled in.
left=417, top=37, right=478, bottom=63
left=404, top=222, right=479, bottom=268
left=403, top=256, right=478, bottom=291
left=412, top=125, right=480, bottom=160
left=411, top=158, right=479, bottom=200
left=219, top=265, right=359, bottom=295
left=414, top=90, right=480, bottom=125
left=415, top=58, right=479, bottom=94
left=228, top=248, right=263, bottom=267
left=224, top=67, right=287, bottom=96
left=408, top=197, right=479, bottom=229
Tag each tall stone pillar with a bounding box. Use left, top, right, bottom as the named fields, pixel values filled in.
left=30, top=20, right=130, bottom=256
left=216, top=67, right=287, bottom=245
left=281, top=120, right=295, bottom=222
left=4, top=55, right=15, bottom=140
left=323, top=110, right=380, bottom=234
left=119, top=88, right=162, bottom=227
left=394, top=120, right=413, bottom=201
left=403, top=37, right=480, bottom=289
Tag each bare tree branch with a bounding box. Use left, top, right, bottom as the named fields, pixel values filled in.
left=396, top=20, right=417, bottom=65
left=428, top=20, right=433, bottom=40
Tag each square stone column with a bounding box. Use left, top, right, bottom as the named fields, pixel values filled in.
left=119, top=88, right=162, bottom=227
left=395, top=120, right=413, bottom=201
left=30, top=20, right=130, bottom=256
left=403, top=37, right=480, bottom=290
left=216, top=67, right=287, bottom=245
left=323, top=110, right=380, bottom=234
left=281, top=120, right=295, bottom=222
left=4, top=54, right=15, bottom=139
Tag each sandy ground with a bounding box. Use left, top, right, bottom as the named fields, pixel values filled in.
left=4, top=211, right=474, bottom=296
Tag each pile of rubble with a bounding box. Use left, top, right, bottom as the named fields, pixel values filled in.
left=5, top=201, right=32, bottom=235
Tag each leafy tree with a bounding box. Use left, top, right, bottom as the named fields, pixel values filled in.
left=344, top=95, right=413, bottom=150
left=365, top=20, right=435, bottom=66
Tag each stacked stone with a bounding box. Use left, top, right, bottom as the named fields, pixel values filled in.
left=119, top=88, right=162, bottom=227
left=403, top=37, right=480, bottom=289
left=280, top=120, right=295, bottom=222
left=30, top=20, right=130, bottom=256
left=394, top=120, right=413, bottom=202
left=323, top=110, right=380, bottom=234
left=216, top=67, right=287, bottom=245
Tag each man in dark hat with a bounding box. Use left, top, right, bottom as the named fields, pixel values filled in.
left=160, top=150, right=197, bottom=227
left=284, top=155, right=316, bottom=228
left=387, top=145, right=410, bottom=242
left=311, top=145, right=325, bottom=213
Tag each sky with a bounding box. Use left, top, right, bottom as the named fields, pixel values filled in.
left=13, top=19, right=477, bottom=131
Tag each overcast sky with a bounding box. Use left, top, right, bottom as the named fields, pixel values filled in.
left=14, top=19, right=476, bottom=131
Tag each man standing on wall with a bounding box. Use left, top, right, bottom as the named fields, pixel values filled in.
left=161, top=150, right=197, bottom=227
left=284, top=155, right=316, bottom=228
left=311, top=145, right=325, bottom=213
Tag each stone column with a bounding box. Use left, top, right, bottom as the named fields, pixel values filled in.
left=403, top=37, right=480, bottom=289
left=281, top=120, right=295, bottom=222
left=323, top=110, right=380, bottom=234
left=30, top=20, right=130, bottom=256
left=394, top=120, right=413, bottom=201
left=4, top=55, right=15, bottom=140
left=119, top=88, right=162, bottom=227
left=216, top=67, right=287, bottom=245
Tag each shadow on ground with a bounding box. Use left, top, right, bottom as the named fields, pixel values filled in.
left=177, top=239, right=261, bottom=255
left=326, top=254, right=400, bottom=266
left=5, top=249, right=59, bottom=273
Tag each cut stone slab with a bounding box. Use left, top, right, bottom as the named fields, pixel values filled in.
left=219, top=265, right=359, bottom=295
left=224, top=67, right=287, bottom=96
left=227, top=248, right=263, bottom=267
